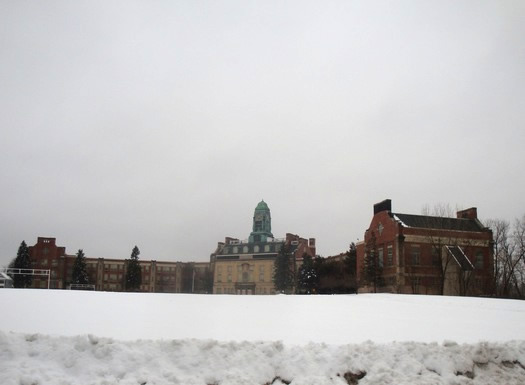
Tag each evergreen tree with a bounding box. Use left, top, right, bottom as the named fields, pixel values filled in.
left=10, top=241, right=32, bottom=288
left=126, top=246, right=142, bottom=291
left=273, top=244, right=293, bottom=293
left=361, top=232, right=383, bottom=292
left=297, top=254, right=318, bottom=294
left=72, top=249, right=89, bottom=285
left=344, top=242, right=357, bottom=276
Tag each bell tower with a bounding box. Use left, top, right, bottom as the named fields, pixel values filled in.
left=249, top=200, right=273, bottom=243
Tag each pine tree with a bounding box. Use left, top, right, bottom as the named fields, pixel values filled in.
left=361, top=232, right=383, bottom=293
left=298, top=254, right=318, bottom=294
left=72, top=249, right=89, bottom=285
left=273, top=244, right=293, bottom=293
left=126, top=246, right=142, bottom=291
left=344, top=242, right=357, bottom=276
left=10, top=241, right=32, bottom=288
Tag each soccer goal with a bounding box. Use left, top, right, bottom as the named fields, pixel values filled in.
left=2, top=268, right=51, bottom=289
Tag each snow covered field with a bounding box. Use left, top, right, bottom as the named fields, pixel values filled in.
left=1, top=290, right=525, bottom=384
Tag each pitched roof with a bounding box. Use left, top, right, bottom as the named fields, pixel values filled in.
left=446, top=245, right=474, bottom=271
left=393, top=213, right=484, bottom=232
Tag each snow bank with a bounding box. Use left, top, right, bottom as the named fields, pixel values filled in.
left=1, top=332, right=525, bottom=385
left=1, top=290, right=525, bottom=384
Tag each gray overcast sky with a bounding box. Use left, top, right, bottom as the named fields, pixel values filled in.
left=1, top=0, right=524, bottom=266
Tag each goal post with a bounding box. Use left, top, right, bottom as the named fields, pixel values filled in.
left=2, top=268, right=51, bottom=289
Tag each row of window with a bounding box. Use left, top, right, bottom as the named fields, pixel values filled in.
left=408, top=245, right=484, bottom=268
left=38, top=259, right=59, bottom=267
left=215, top=287, right=273, bottom=295
left=216, top=273, right=266, bottom=283
left=223, top=244, right=281, bottom=254
left=371, top=245, right=485, bottom=268
left=100, top=265, right=178, bottom=272
left=217, top=265, right=264, bottom=273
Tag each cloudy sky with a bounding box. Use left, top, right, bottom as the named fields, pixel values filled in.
left=1, top=0, right=524, bottom=266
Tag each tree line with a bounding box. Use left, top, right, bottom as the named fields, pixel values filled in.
left=272, top=243, right=357, bottom=294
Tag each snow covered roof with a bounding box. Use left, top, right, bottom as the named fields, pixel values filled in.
left=393, top=213, right=485, bottom=232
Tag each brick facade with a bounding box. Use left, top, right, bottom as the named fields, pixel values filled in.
left=27, top=237, right=211, bottom=293
left=356, top=200, right=494, bottom=296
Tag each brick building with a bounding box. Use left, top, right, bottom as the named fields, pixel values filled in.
left=356, top=199, right=494, bottom=296
left=211, top=200, right=316, bottom=294
left=27, top=237, right=211, bottom=293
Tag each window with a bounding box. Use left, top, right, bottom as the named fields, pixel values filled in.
left=432, top=247, right=441, bottom=266
left=227, top=266, right=232, bottom=273
left=259, top=274, right=264, bottom=282
left=264, top=245, right=270, bottom=252
left=387, top=246, right=393, bottom=266
left=217, top=274, right=222, bottom=283
left=243, top=246, right=249, bottom=253
left=378, top=248, right=384, bottom=268
left=411, top=245, right=420, bottom=265
left=411, top=277, right=421, bottom=293
left=227, top=274, right=232, bottom=282
left=476, top=251, right=484, bottom=269
left=254, top=245, right=260, bottom=253
left=233, top=246, right=238, bottom=253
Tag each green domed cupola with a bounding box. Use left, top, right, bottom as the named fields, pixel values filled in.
left=249, top=200, right=273, bottom=243
left=255, top=200, right=269, bottom=211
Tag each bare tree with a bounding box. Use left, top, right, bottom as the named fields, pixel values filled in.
left=486, top=215, right=525, bottom=298
left=486, top=219, right=512, bottom=297
left=421, top=203, right=455, bottom=218
left=511, top=215, right=525, bottom=297
left=420, top=205, right=458, bottom=295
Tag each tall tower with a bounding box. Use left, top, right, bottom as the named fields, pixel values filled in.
left=249, top=200, right=273, bottom=243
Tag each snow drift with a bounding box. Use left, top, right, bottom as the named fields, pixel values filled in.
left=1, top=290, right=525, bottom=384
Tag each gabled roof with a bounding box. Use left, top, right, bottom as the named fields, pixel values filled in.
left=393, top=213, right=484, bottom=232
left=446, top=245, right=474, bottom=271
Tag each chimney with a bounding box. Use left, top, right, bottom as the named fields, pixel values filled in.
left=224, top=237, right=238, bottom=245
left=457, top=207, right=477, bottom=219
left=374, top=199, right=392, bottom=215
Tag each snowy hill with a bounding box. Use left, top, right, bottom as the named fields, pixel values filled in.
left=1, top=290, right=525, bottom=384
